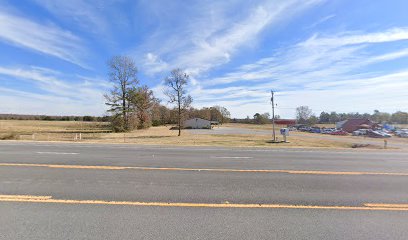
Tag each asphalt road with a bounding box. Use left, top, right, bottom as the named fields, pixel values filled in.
left=1, top=141, right=408, bottom=239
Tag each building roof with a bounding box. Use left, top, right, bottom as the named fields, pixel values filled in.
left=275, top=119, right=296, bottom=125
left=185, top=117, right=210, bottom=121
left=341, top=119, right=377, bottom=132
left=343, top=118, right=373, bottom=126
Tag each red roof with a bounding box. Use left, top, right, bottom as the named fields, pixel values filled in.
left=342, top=119, right=377, bottom=133
left=274, top=119, right=296, bottom=125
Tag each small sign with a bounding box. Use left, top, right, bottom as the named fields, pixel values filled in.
left=280, top=128, right=289, bottom=136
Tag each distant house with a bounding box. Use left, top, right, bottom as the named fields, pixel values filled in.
left=339, top=119, right=378, bottom=133
left=184, top=118, right=212, bottom=129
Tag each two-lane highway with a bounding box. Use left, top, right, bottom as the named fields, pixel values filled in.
left=1, top=142, right=408, bottom=239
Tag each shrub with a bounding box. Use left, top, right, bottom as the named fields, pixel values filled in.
left=152, top=120, right=162, bottom=127
left=83, top=116, right=96, bottom=122
left=0, top=132, right=18, bottom=140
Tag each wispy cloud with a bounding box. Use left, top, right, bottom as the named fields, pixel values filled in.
left=31, top=0, right=123, bottom=35
left=136, top=0, right=323, bottom=76
left=305, top=14, right=335, bottom=29
left=206, top=27, right=408, bottom=85
left=0, top=86, right=106, bottom=115
left=0, top=10, right=88, bottom=68
left=1, top=0, right=407, bottom=118
left=143, top=53, right=169, bottom=76
left=0, top=65, right=108, bottom=115
left=302, top=27, right=408, bottom=47
left=192, top=27, right=408, bottom=117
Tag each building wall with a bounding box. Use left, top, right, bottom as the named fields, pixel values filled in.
left=184, top=118, right=211, bottom=129
left=336, top=120, right=347, bottom=129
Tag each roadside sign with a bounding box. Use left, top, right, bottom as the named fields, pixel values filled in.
left=280, top=128, right=289, bottom=143
left=280, top=128, right=289, bottom=136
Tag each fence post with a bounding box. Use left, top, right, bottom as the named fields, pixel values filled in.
left=79, top=133, right=82, bottom=141
left=32, top=133, right=35, bottom=141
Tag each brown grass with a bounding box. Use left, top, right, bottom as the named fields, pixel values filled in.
left=83, top=126, right=351, bottom=148
left=223, top=123, right=336, bottom=129
left=0, top=132, right=18, bottom=140
left=0, top=120, right=110, bottom=134
left=1, top=120, right=406, bottom=149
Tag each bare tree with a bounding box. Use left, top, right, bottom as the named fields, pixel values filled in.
left=104, top=56, right=138, bottom=131
left=151, top=104, right=171, bottom=126
left=164, top=69, right=193, bottom=136
left=213, top=106, right=231, bottom=124
left=296, top=106, right=313, bottom=124
left=253, top=112, right=270, bottom=124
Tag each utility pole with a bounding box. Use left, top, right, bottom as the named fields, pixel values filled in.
left=271, top=90, right=276, bottom=142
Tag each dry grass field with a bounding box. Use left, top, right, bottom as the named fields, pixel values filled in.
left=0, top=120, right=110, bottom=141
left=1, top=120, right=407, bottom=149
left=0, top=120, right=109, bottom=134
left=223, top=123, right=337, bottom=130
left=89, top=126, right=353, bottom=148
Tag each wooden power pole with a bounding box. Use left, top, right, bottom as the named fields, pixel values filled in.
left=271, top=90, right=276, bottom=142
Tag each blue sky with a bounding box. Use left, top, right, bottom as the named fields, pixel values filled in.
left=0, top=0, right=408, bottom=118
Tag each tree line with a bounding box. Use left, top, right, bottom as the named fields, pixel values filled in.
left=296, top=106, right=408, bottom=125
left=104, top=56, right=230, bottom=134
left=0, top=114, right=110, bottom=122
left=0, top=105, right=231, bottom=127
left=0, top=56, right=231, bottom=133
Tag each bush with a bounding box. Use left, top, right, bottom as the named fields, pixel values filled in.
left=83, top=116, right=96, bottom=122
left=0, top=132, right=18, bottom=140
left=152, top=120, right=162, bottom=127
left=100, top=116, right=111, bottom=122
left=41, top=116, right=53, bottom=121
left=111, top=116, right=125, bottom=132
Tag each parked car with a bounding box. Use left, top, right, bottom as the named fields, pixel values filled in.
left=322, top=128, right=335, bottom=134
left=299, top=127, right=311, bottom=132
left=367, top=130, right=391, bottom=138
left=288, top=126, right=297, bottom=131
left=352, top=130, right=363, bottom=136
left=381, top=129, right=392, bottom=134
left=395, top=129, right=408, bottom=137
left=309, top=127, right=321, bottom=133
left=294, top=124, right=307, bottom=130
left=377, top=131, right=392, bottom=138
left=352, top=129, right=369, bottom=136
left=399, top=132, right=408, bottom=138
left=330, top=130, right=348, bottom=135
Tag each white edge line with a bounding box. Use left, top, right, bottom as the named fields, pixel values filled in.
left=36, top=152, right=79, bottom=155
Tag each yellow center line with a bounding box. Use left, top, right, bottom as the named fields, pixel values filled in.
left=0, top=163, right=408, bottom=176
left=0, top=194, right=52, bottom=200
left=0, top=195, right=408, bottom=211
left=364, top=203, right=408, bottom=208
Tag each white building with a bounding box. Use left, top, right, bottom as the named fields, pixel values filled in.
left=184, top=118, right=211, bottom=129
